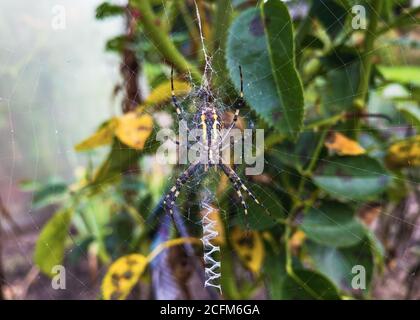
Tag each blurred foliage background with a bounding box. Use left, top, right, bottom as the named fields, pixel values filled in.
left=0, top=0, right=419, bottom=300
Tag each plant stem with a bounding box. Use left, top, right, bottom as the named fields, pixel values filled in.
left=283, top=126, right=330, bottom=300
left=284, top=225, right=323, bottom=300
left=176, top=0, right=201, bottom=59
left=304, top=113, right=344, bottom=130
left=303, top=128, right=329, bottom=176
left=133, top=0, right=201, bottom=82
left=353, top=0, right=383, bottom=112
left=122, top=7, right=142, bottom=113
left=161, top=0, right=178, bottom=33
left=294, top=127, right=329, bottom=199
left=377, top=6, right=420, bottom=36
left=212, top=0, right=232, bottom=86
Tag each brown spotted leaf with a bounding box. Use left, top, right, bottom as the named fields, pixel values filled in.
left=102, top=254, right=148, bottom=300
left=325, top=132, right=365, bottom=156
left=230, top=227, right=264, bottom=274
left=385, top=135, right=420, bottom=169
left=115, top=112, right=153, bottom=150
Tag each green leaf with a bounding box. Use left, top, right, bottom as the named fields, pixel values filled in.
left=32, top=181, right=68, bottom=209
left=234, top=185, right=285, bottom=231
left=270, top=131, right=319, bottom=171
left=365, top=228, right=385, bottom=273
left=301, top=201, right=365, bottom=248
left=378, top=65, right=420, bottom=86
left=19, top=180, right=42, bottom=191
left=397, top=104, right=420, bottom=128
left=301, top=35, right=324, bottom=50
left=306, top=239, right=374, bottom=293
left=282, top=269, right=341, bottom=300
left=96, top=2, right=125, bottom=20
left=261, top=0, right=304, bottom=138
left=34, top=209, right=73, bottom=277
left=231, top=0, right=249, bottom=8
left=263, top=244, right=287, bottom=299
left=263, top=241, right=340, bottom=299
left=92, top=139, right=142, bottom=188
left=312, top=155, right=390, bottom=201
left=310, top=0, right=347, bottom=39
left=105, top=35, right=129, bottom=53
left=226, top=4, right=304, bottom=139
left=319, top=47, right=361, bottom=115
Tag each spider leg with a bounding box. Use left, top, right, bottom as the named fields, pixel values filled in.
left=219, top=66, right=244, bottom=145
left=219, top=163, right=261, bottom=206
left=219, top=164, right=251, bottom=230
left=171, top=66, right=192, bottom=139
left=163, top=162, right=200, bottom=234
left=171, top=67, right=186, bottom=121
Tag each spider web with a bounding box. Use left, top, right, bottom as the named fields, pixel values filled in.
left=0, top=0, right=419, bottom=300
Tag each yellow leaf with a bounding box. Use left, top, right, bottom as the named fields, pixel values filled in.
left=144, top=80, right=190, bottom=106
left=101, top=237, right=200, bottom=300
left=74, top=119, right=117, bottom=151
left=289, top=230, right=306, bottom=251
left=325, top=132, right=365, bottom=156
left=115, top=112, right=153, bottom=150
left=200, top=205, right=225, bottom=246
left=230, top=227, right=264, bottom=275
left=386, top=135, right=420, bottom=169
left=102, top=254, right=148, bottom=300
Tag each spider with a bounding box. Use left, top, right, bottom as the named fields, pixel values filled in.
left=163, top=66, right=261, bottom=231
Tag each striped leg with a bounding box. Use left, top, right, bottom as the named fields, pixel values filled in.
left=219, top=164, right=251, bottom=230
left=171, top=67, right=187, bottom=125
left=219, top=66, right=244, bottom=144
left=220, top=163, right=264, bottom=231
left=163, top=163, right=200, bottom=233
left=219, top=164, right=261, bottom=206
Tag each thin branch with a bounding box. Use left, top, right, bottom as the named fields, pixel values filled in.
left=176, top=0, right=201, bottom=58
left=354, top=0, right=383, bottom=108
left=212, top=0, right=232, bottom=86
left=377, top=6, right=420, bottom=36
left=121, top=6, right=143, bottom=113
left=352, top=0, right=383, bottom=138
left=132, top=0, right=201, bottom=82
